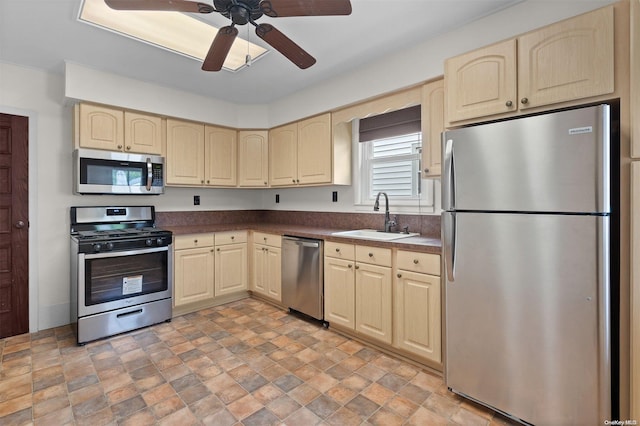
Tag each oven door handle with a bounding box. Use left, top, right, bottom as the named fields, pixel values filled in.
left=146, top=157, right=153, bottom=191
left=82, top=245, right=168, bottom=259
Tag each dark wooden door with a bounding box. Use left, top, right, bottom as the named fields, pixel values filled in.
left=0, top=113, right=29, bottom=338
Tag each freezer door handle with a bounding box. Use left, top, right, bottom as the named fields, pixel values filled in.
left=442, top=137, right=455, bottom=210
left=443, top=212, right=456, bottom=282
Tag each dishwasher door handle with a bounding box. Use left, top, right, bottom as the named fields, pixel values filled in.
left=297, top=241, right=320, bottom=248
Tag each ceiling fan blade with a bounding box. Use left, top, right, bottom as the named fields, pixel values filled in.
left=202, top=26, right=238, bottom=71
left=105, top=0, right=214, bottom=13
left=255, top=24, right=316, bottom=69
left=260, top=0, right=351, bottom=17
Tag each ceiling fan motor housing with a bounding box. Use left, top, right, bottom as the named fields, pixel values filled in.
left=214, top=0, right=263, bottom=25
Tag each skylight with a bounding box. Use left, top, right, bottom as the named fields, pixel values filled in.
left=78, top=0, right=267, bottom=72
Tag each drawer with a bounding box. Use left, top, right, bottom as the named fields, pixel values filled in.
left=396, top=250, right=440, bottom=276
left=355, top=245, right=392, bottom=267
left=215, top=230, right=247, bottom=245
left=253, top=232, right=281, bottom=248
left=174, top=234, right=214, bottom=250
left=325, top=241, right=355, bottom=260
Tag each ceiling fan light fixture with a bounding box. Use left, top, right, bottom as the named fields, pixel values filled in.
left=78, top=0, right=266, bottom=71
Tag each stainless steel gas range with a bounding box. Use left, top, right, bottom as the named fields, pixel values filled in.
left=70, top=206, right=173, bottom=345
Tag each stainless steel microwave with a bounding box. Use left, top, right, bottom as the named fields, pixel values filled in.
left=74, top=148, right=165, bottom=195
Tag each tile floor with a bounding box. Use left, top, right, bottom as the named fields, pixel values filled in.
left=0, top=298, right=515, bottom=425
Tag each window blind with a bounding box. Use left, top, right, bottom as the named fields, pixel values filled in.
left=358, top=105, right=421, bottom=143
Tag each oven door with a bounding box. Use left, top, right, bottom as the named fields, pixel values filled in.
left=78, top=245, right=172, bottom=317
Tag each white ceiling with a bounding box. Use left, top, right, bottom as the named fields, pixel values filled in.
left=0, top=0, right=521, bottom=104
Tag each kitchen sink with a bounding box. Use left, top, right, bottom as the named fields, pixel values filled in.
left=331, top=229, right=419, bottom=241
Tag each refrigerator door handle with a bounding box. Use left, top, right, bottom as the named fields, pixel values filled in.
left=443, top=212, right=456, bottom=282
left=442, top=137, right=455, bottom=210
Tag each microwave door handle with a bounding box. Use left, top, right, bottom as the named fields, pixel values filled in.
left=146, top=158, right=152, bottom=191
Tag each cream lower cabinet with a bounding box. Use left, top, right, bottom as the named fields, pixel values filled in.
left=324, top=242, right=392, bottom=344
left=174, top=234, right=215, bottom=306
left=394, top=250, right=442, bottom=363
left=251, top=232, right=282, bottom=302
left=214, top=231, right=248, bottom=296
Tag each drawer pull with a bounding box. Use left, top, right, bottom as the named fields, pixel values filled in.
left=413, top=259, right=419, bottom=264
left=264, top=237, right=267, bottom=241
left=368, top=253, right=373, bottom=257
left=194, top=239, right=198, bottom=244
left=336, top=248, right=341, bottom=252
left=231, top=236, right=235, bottom=240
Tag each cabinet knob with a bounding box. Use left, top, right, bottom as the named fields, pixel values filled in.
left=126, top=146, right=131, bottom=150
left=397, top=273, right=402, bottom=278
left=264, top=181, right=268, bottom=185
left=194, top=239, right=198, bottom=244
left=206, top=180, right=210, bottom=184
left=424, top=168, right=430, bottom=174
left=505, top=100, right=513, bottom=107
left=355, top=265, right=359, bottom=270
left=292, top=179, right=296, bottom=183
left=296, top=179, right=300, bottom=183
left=413, top=259, right=419, bottom=264
left=201, top=180, right=205, bottom=184
left=520, top=97, right=529, bottom=105
left=117, top=145, right=123, bottom=149
left=264, top=237, right=267, bottom=241
left=348, top=264, right=352, bottom=268
left=216, top=248, right=220, bottom=251
left=335, top=248, right=340, bottom=252
left=231, top=236, right=235, bottom=240
left=368, top=253, right=373, bottom=257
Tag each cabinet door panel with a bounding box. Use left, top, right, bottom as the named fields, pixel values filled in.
left=238, top=131, right=269, bottom=187
left=394, top=270, right=441, bottom=362
left=124, top=112, right=162, bottom=154
left=518, top=6, right=614, bottom=110
left=266, top=247, right=282, bottom=301
left=166, top=120, right=205, bottom=185
left=298, top=114, right=332, bottom=185
left=445, top=39, right=517, bottom=123
left=324, top=258, right=355, bottom=329
left=215, top=244, right=247, bottom=296
left=252, top=245, right=267, bottom=295
left=205, top=126, right=237, bottom=186
left=422, top=79, right=444, bottom=177
left=355, top=263, right=392, bottom=344
left=269, top=123, right=298, bottom=186
left=174, top=248, right=214, bottom=306
left=79, top=104, right=124, bottom=151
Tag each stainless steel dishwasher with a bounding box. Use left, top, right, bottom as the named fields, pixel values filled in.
left=281, top=236, right=324, bottom=321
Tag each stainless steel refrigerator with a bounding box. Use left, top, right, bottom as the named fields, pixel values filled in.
left=442, top=104, right=614, bottom=425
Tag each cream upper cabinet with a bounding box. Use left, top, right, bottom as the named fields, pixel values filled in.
left=445, top=39, right=517, bottom=123
left=269, top=123, right=298, bottom=186
left=76, top=103, right=125, bottom=151
left=297, top=114, right=332, bottom=185
left=174, top=234, right=215, bottom=307
left=166, top=119, right=205, bottom=185
left=421, top=79, right=445, bottom=177
left=124, top=111, right=163, bottom=154
left=214, top=240, right=247, bottom=296
left=269, top=113, right=332, bottom=187
left=205, top=125, right=237, bottom=187
left=394, top=251, right=441, bottom=364
left=445, top=6, right=614, bottom=124
left=75, top=103, right=163, bottom=154
left=238, top=130, right=269, bottom=187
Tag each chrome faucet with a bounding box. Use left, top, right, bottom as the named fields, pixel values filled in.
left=373, top=192, right=396, bottom=232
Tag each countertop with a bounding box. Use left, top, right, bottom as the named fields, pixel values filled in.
left=163, top=222, right=442, bottom=254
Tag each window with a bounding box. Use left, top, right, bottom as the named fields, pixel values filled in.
left=356, top=105, right=434, bottom=211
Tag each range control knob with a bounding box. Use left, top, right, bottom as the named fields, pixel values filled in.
left=105, top=242, right=114, bottom=251
left=93, top=243, right=102, bottom=253
left=156, top=238, right=165, bottom=246
left=145, top=238, right=153, bottom=247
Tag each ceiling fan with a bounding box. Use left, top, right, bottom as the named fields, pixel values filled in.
left=104, top=0, right=352, bottom=71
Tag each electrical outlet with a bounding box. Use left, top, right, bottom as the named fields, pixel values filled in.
left=275, top=194, right=280, bottom=203
left=332, top=191, right=338, bottom=202
left=194, top=195, right=200, bottom=205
